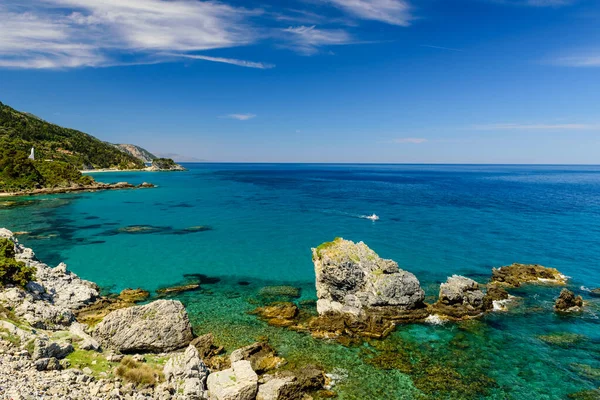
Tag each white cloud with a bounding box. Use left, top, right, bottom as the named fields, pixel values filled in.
left=323, top=0, right=413, bottom=26
left=222, top=114, right=257, bottom=121
left=473, top=123, right=600, bottom=130
left=390, top=138, right=428, bottom=144
left=0, top=0, right=265, bottom=69
left=282, top=25, right=353, bottom=55
left=173, top=54, right=275, bottom=69
left=553, top=55, right=600, bottom=67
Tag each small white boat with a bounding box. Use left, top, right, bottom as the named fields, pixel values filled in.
left=365, top=214, right=379, bottom=221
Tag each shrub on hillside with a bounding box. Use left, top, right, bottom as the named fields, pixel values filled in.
left=0, top=238, right=36, bottom=287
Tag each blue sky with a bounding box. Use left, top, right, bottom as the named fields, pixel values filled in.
left=1, top=0, right=599, bottom=163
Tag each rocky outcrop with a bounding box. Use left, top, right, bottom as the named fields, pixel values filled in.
left=230, top=342, right=285, bottom=375
left=1, top=181, right=155, bottom=197
left=0, top=229, right=99, bottom=329
left=313, top=238, right=426, bottom=316
left=163, top=345, right=209, bottom=399
left=207, top=360, right=258, bottom=400
left=257, top=365, right=326, bottom=400
left=590, top=288, right=600, bottom=298
left=93, top=300, right=194, bottom=353
left=491, top=263, right=566, bottom=287
left=554, top=289, right=584, bottom=313
left=431, top=275, right=490, bottom=318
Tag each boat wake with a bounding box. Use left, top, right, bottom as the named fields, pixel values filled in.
left=361, top=214, right=380, bottom=221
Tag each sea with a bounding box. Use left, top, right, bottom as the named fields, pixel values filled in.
left=2, top=164, right=600, bottom=399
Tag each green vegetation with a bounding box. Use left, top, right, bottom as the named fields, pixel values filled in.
left=66, top=348, right=116, bottom=376
left=116, top=356, right=164, bottom=387
left=152, top=157, right=178, bottom=169
left=314, top=237, right=343, bottom=259
left=0, top=238, right=36, bottom=287
left=0, top=101, right=145, bottom=192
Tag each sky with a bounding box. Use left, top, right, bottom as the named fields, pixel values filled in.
left=1, top=0, right=599, bottom=163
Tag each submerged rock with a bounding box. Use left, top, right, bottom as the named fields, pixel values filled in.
left=253, top=302, right=299, bottom=328
left=432, top=275, right=491, bottom=318
left=75, top=288, right=149, bottom=327
left=93, top=300, right=194, bottom=353
left=230, top=342, right=285, bottom=374
left=555, top=289, right=584, bottom=313
left=259, top=286, right=302, bottom=300
left=590, top=288, right=600, bottom=298
left=491, top=263, right=566, bottom=287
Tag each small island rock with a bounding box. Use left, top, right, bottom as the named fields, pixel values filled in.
left=491, top=263, right=566, bottom=287
left=432, top=275, right=490, bottom=318
left=93, top=299, right=194, bottom=353
left=313, top=238, right=425, bottom=316
left=554, top=289, right=584, bottom=313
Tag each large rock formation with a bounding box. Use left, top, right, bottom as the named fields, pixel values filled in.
left=313, top=238, right=425, bottom=316
left=491, top=263, right=566, bottom=287
left=93, top=300, right=194, bottom=353
left=432, top=275, right=491, bottom=318
left=554, top=289, right=584, bottom=313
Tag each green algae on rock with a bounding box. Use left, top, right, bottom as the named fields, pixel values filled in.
left=555, top=288, right=584, bottom=313
left=538, top=332, right=588, bottom=348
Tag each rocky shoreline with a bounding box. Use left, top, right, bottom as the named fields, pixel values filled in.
left=0, top=228, right=331, bottom=400
left=0, top=182, right=155, bottom=198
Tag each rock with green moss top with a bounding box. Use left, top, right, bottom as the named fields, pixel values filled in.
left=555, top=288, right=584, bottom=313
left=312, top=238, right=425, bottom=317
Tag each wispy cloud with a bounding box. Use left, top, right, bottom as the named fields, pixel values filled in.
left=552, top=54, right=600, bottom=67
left=221, top=114, right=257, bottom=121
left=323, top=0, right=413, bottom=26
left=0, top=0, right=263, bottom=69
left=173, top=54, right=275, bottom=69
left=389, top=138, right=428, bottom=144
left=421, top=45, right=463, bottom=52
left=473, top=123, right=600, bottom=130
left=282, top=25, right=354, bottom=55
left=490, top=0, right=576, bottom=6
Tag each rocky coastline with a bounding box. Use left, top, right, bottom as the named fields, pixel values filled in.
left=0, top=182, right=155, bottom=198
left=0, top=230, right=590, bottom=399
left=0, top=229, right=332, bottom=399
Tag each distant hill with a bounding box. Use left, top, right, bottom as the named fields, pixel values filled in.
left=112, top=144, right=157, bottom=164
left=0, top=102, right=144, bottom=170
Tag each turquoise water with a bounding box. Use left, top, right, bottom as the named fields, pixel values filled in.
left=2, top=164, right=600, bottom=399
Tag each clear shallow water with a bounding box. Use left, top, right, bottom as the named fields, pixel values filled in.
left=2, top=164, right=600, bottom=399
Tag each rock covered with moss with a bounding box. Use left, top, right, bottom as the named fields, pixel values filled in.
left=313, top=238, right=425, bottom=317
left=93, top=299, right=194, bottom=353
left=491, top=263, right=566, bottom=287
left=554, top=289, right=584, bottom=313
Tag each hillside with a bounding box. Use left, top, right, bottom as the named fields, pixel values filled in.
left=0, top=102, right=144, bottom=170
left=112, top=144, right=156, bottom=164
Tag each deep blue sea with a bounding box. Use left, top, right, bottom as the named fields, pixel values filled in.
left=2, top=164, right=600, bottom=399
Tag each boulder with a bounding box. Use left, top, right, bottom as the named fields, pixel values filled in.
left=257, top=376, right=296, bottom=400
left=163, top=345, right=209, bottom=399
left=554, top=289, right=584, bottom=313
left=590, top=288, right=600, bottom=298
left=32, top=337, right=74, bottom=360
left=207, top=360, right=258, bottom=400
left=93, top=300, right=194, bottom=353
left=432, top=275, right=490, bottom=318
left=190, top=333, right=223, bottom=359
left=313, top=238, right=425, bottom=316
left=69, top=322, right=100, bottom=351
left=257, top=365, right=326, bottom=400
left=491, top=263, right=566, bottom=287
